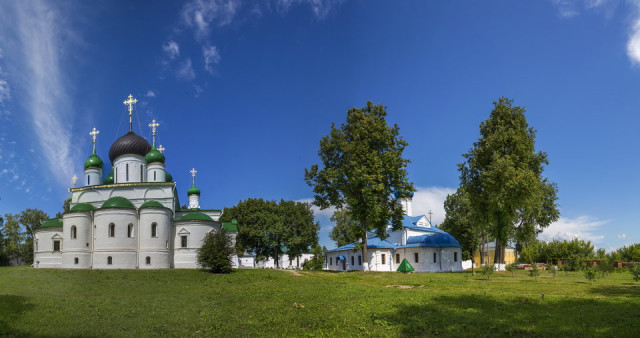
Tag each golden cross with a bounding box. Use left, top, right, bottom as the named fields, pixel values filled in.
left=190, top=168, right=197, bottom=186
left=157, top=144, right=165, bottom=153
left=148, top=119, right=160, bottom=146
left=89, top=127, right=100, bottom=153
left=71, top=175, right=78, bottom=187
left=123, top=94, right=138, bottom=131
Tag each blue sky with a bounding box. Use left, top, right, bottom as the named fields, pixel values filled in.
left=0, top=0, right=639, bottom=251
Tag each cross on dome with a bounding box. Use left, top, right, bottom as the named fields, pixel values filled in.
left=71, top=175, right=78, bottom=187
left=148, top=119, right=160, bottom=146
left=123, top=94, right=138, bottom=131
left=157, top=144, right=165, bottom=153
left=190, top=168, right=197, bottom=186
left=89, top=127, right=100, bottom=153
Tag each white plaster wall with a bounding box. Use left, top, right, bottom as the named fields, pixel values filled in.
left=74, top=185, right=176, bottom=210
left=93, top=208, right=138, bottom=269
left=33, top=228, right=63, bottom=268
left=61, top=212, right=92, bottom=269
left=146, top=163, right=165, bottom=183
left=139, top=208, right=172, bottom=269
left=238, top=256, right=255, bottom=267
left=173, top=221, right=217, bottom=268
left=188, top=195, right=200, bottom=209
left=84, top=167, right=102, bottom=187
left=114, top=154, right=146, bottom=183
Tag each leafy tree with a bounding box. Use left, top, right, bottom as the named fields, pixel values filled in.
left=0, top=216, right=9, bottom=266
left=529, top=263, right=540, bottom=282
left=505, top=263, right=516, bottom=277
left=547, top=263, right=557, bottom=278
left=458, top=97, right=559, bottom=264
left=305, top=101, right=413, bottom=270
left=279, top=200, right=319, bottom=268
left=630, top=265, right=640, bottom=282
left=611, top=243, right=640, bottom=262
left=302, top=244, right=325, bottom=271
left=2, top=214, right=23, bottom=264
left=479, top=264, right=495, bottom=280
left=329, top=209, right=361, bottom=247
left=18, top=209, right=47, bottom=264
left=197, top=229, right=234, bottom=273
left=584, top=266, right=598, bottom=283
left=55, top=198, right=71, bottom=218
left=440, top=189, right=483, bottom=273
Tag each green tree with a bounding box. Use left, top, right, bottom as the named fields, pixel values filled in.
left=18, top=209, right=48, bottom=264
left=329, top=209, right=361, bottom=247
left=2, top=214, right=23, bottom=264
left=459, top=97, right=559, bottom=264
left=302, top=244, right=325, bottom=271
left=305, top=101, right=413, bottom=270
left=55, top=198, right=71, bottom=218
left=630, top=265, right=640, bottom=282
left=440, top=189, right=484, bottom=273
left=197, top=229, right=234, bottom=273
left=279, top=200, right=319, bottom=268
left=612, top=243, right=640, bottom=262
left=0, top=216, right=9, bottom=266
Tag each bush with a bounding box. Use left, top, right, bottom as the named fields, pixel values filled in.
left=505, top=263, right=515, bottom=277
left=547, top=264, right=557, bottom=278
left=529, top=263, right=540, bottom=282
left=197, top=229, right=234, bottom=274
left=630, top=265, right=640, bottom=282
left=584, top=266, right=598, bottom=283
left=302, top=245, right=325, bottom=271
left=479, top=264, right=495, bottom=280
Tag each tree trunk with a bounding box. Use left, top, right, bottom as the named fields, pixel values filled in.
left=275, top=246, right=279, bottom=269
left=470, top=249, right=475, bottom=275
left=296, top=256, right=300, bottom=269
left=362, top=228, right=369, bottom=271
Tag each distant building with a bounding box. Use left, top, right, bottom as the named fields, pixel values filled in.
left=472, top=242, right=517, bottom=267
left=324, top=192, right=463, bottom=272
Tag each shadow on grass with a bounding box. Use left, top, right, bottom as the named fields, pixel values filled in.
left=0, top=294, right=34, bottom=336
left=589, top=285, right=640, bottom=297
left=376, top=294, right=640, bottom=336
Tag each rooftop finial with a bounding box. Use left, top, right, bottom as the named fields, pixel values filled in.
left=190, top=168, right=197, bottom=186
left=157, top=144, right=165, bottom=153
left=123, top=94, right=138, bottom=132
left=71, top=175, right=78, bottom=188
left=148, top=119, right=160, bottom=147
left=89, top=127, right=100, bottom=154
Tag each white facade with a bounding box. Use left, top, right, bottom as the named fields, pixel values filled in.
left=114, top=154, right=146, bottom=184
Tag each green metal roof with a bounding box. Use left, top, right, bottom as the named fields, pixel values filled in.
left=165, top=170, right=173, bottom=182
left=84, top=152, right=104, bottom=169
left=69, top=203, right=95, bottom=212
left=103, top=168, right=114, bottom=184
left=222, top=218, right=238, bottom=232
left=101, top=196, right=136, bottom=209
left=187, top=184, right=200, bottom=196
left=179, top=212, right=213, bottom=222
left=140, top=200, right=165, bottom=209
left=40, top=218, right=63, bottom=228
left=144, top=147, right=165, bottom=164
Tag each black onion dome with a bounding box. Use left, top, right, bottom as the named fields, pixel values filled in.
left=109, top=131, right=151, bottom=162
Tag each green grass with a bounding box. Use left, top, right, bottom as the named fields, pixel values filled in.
left=1, top=267, right=639, bottom=337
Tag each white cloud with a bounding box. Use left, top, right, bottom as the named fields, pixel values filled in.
left=145, top=90, right=156, bottom=97
left=552, top=0, right=580, bottom=18
left=411, top=186, right=456, bottom=226
left=180, top=0, right=240, bottom=41
left=276, top=0, right=343, bottom=19
left=295, top=197, right=337, bottom=218
left=617, top=233, right=627, bottom=239
left=0, top=79, right=10, bottom=104
left=628, top=4, right=640, bottom=65
left=176, top=58, right=196, bottom=81
left=162, top=40, right=180, bottom=60
left=203, top=45, right=221, bottom=74
left=538, top=216, right=608, bottom=243
left=193, top=84, right=204, bottom=97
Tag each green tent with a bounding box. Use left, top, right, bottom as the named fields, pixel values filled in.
left=397, top=258, right=415, bottom=273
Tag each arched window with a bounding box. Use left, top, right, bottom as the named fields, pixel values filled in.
left=127, top=224, right=134, bottom=238
left=146, top=256, right=151, bottom=265
left=126, top=163, right=129, bottom=181
left=71, top=226, right=77, bottom=239
left=107, top=256, right=112, bottom=265
left=87, top=175, right=90, bottom=185
left=74, top=257, right=79, bottom=265
left=151, top=223, right=158, bottom=237
left=115, top=167, right=118, bottom=182
left=153, top=171, right=156, bottom=181
left=109, top=223, right=115, bottom=237
left=140, top=166, right=143, bottom=182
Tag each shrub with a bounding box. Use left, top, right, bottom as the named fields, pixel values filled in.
left=479, top=264, right=495, bottom=280
left=529, top=263, right=540, bottom=282
left=197, top=229, right=234, bottom=274
left=302, top=245, right=325, bottom=271
left=584, top=266, right=598, bottom=283
left=505, top=263, right=515, bottom=277
left=547, top=264, right=557, bottom=278
left=630, top=265, right=640, bottom=282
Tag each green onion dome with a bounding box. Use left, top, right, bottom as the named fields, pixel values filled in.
left=84, top=152, right=104, bottom=170
left=104, top=168, right=114, bottom=184
left=179, top=212, right=213, bottom=222
left=144, top=147, right=165, bottom=164
left=69, top=203, right=95, bottom=212
left=101, top=196, right=136, bottom=209
left=164, top=170, right=173, bottom=182
left=140, top=200, right=164, bottom=209
left=187, top=184, right=201, bottom=196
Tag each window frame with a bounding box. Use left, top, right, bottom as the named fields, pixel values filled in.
left=108, top=223, right=115, bottom=237
left=71, top=225, right=77, bottom=239
left=127, top=223, right=134, bottom=238
left=414, top=252, right=419, bottom=263
left=151, top=223, right=158, bottom=238
left=381, top=253, right=386, bottom=265
left=53, top=240, right=61, bottom=252
left=180, top=235, right=188, bottom=248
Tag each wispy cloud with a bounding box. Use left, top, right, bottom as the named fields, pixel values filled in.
left=203, top=45, right=221, bottom=74
left=163, top=40, right=180, bottom=60
left=0, top=2, right=79, bottom=187
left=539, top=215, right=608, bottom=243
left=617, top=233, right=627, bottom=239
left=145, top=90, right=156, bottom=98
left=627, top=2, right=640, bottom=65
left=276, top=0, right=343, bottom=19
left=176, top=58, right=196, bottom=81
left=295, top=197, right=336, bottom=218
left=412, top=186, right=456, bottom=226
left=180, top=0, right=240, bottom=40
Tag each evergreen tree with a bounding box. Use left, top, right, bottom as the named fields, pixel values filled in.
left=197, top=229, right=234, bottom=273
left=305, top=101, right=413, bottom=270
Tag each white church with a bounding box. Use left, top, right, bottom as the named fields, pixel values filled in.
left=33, top=95, right=238, bottom=269
left=324, top=191, right=463, bottom=272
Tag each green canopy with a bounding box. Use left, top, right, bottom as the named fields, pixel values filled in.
left=397, top=258, right=415, bottom=273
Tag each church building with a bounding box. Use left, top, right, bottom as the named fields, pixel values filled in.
left=324, top=192, right=463, bottom=272
left=33, top=95, right=238, bottom=269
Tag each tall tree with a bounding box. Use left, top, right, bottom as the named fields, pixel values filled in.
left=329, top=209, right=361, bottom=247
left=440, top=189, right=484, bottom=272
left=2, top=214, right=23, bottom=264
left=18, top=209, right=48, bottom=264
left=458, top=97, right=559, bottom=264
left=0, top=216, right=8, bottom=266
left=279, top=200, right=319, bottom=268
left=305, top=101, right=414, bottom=270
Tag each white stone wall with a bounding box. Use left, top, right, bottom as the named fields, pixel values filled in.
left=93, top=208, right=138, bottom=269
left=33, top=228, right=63, bottom=268
left=139, top=208, right=172, bottom=269
left=73, top=184, right=177, bottom=210
left=113, top=154, right=146, bottom=184
left=326, top=246, right=463, bottom=272
left=146, top=163, right=165, bottom=183
left=84, top=167, right=103, bottom=187
left=173, top=221, right=217, bottom=268
left=188, top=194, right=200, bottom=209
left=61, top=212, right=93, bottom=269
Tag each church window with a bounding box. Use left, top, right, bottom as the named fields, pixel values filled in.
left=433, top=252, right=437, bottom=263
left=151, top=223, right=158, bottom=237
left=181, top=235, right=187, bottom=248
left=146, top=256, right=151, bottom=265
left=35, top=240, right=38, bottom=251
left=74, top=257, right=78, bottom=265
left=107, top=256, right=112, bottom=265
left=87, top=175, right=90, bottom=185
left=140, top=166, right=143, bottom=181
left=351, top=256, right=354, bottom=266
left=396, top=254, right=400, bottom=264
left=53, top=240, right=61, bottom=252
left=127, top=224, right=134, bottom=238
left=358, top=255, right=361, bottom=265
left=330, top=257, right=333, bottom=266
left=153, top=171, right=156, bottom=181
left=71, top=226, right=77, bottom=239
left=126, top=163, right=129, bottom=181
left=414, top=252, right=419, bottom=263
left=109, top=223, right=115, bottom=237
left=115, top=167, right=118, bottom=181
left=454, top=252, right=458, bottom=262
left=381, top=254, right=386, bottom=265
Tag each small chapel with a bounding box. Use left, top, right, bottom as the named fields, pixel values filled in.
left=33, top=95, right=238, bottom=269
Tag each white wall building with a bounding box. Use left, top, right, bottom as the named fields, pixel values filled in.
left=33, top=96, right=238, bottom=269
left=324, top=191, right=463, bottom=273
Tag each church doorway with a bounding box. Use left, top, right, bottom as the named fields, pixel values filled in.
left=342, top=260, right=346, bottom=270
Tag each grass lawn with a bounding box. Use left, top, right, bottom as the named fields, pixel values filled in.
left=1, top=267, right=639, bottom=337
